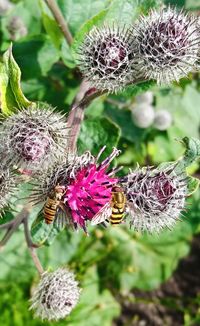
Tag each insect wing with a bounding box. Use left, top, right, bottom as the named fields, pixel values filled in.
left=54, top=207, right=75, bottom=230
left=91, top=203, right=112, bottom=226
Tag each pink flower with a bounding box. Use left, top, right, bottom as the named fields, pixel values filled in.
left=64, top=148, right=120, bottom=229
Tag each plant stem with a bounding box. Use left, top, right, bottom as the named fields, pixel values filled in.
left=23, top=217, right=40, bottom=248
left=67, top=78, right=146, bottom=153
left=0, top=205, right=31, bottom=248
left=44, top=0, right=73, bottom=46
left=28, top=247, right=44, bottom=275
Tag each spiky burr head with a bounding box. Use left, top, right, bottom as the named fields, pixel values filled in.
left=121, top=165, right=187, bottom=232
left=0, top=168, right=17, bottom=216
left=78, top=25, right=137, bottom=92
left=132, top=7, right=200, bottom=84
left=0, top=104, right=69, bottom=171
left=30, top=268, right=81, bottom=321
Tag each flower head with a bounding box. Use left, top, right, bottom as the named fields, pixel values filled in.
left=78, top=25, right=136, bottom=92
left=30, top=268, right=81, bottom=321
left=0, top=168, right=17, bottom=216
left=132, top=7, right=200, bottom=84
left=0, top=104, right=69, bottom=171
left=32, top=148, right=120, bottom=231
left=121, top=165, right=187, bottom=232
left=64, top=147, right=119, bottom=229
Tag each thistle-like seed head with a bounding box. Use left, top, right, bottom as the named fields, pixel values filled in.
left=0, top=105, right=69, bottom=171
left=121, top=165, right=187, bottom=232
left=30, top=268, right=81, bottom=321
left=132, top=7, right=200, bottom=84
left=78, top=25, right=137, bottom=92
left=0, top=168, right=17, bottom=216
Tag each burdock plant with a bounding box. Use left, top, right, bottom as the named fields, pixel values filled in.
left=0, top=1, right=200, bottom=323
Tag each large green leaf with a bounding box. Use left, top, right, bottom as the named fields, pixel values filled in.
left=96, top=191, right=200, bottom=292
left=66, top=267, right=120, bottom=326
left=12, top=36, right=60, bottom=80
left=0, top=46, right=32, bottom=115
left=57, top=0, right=109, bottom=35
left=78, top=116, right=121, bottom=157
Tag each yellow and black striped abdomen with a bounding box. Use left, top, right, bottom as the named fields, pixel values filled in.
left=44, top=198, right=59, bottom=224
left=110, top=206, right=124, bottom=225
left=110, top=190, right=126, bottom=225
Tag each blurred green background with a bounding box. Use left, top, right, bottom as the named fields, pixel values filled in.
left=1, top=0, right=200, bottom=325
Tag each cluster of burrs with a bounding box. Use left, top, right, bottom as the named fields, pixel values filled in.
left=78, top=7, right=200, bottom=92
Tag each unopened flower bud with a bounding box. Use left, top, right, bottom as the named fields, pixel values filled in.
left=135, top=91, right=154, bottom=105
left=131, top=104, right=155, bottom=128
left=78, top=25, right=137, bottom=92
left=0, top=105, right=69, bottom=171
left=30, top=268, right=81, bottom=321
left=0, top=168, right=17, bottom=216
left=132, top=7, right=200, bottom=84
left=121, top=165, right=187, bottom=232
left=154, top=110, right=172, bottom=130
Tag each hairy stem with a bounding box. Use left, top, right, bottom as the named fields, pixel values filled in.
left=44, top=0, right=73, bottom=46
left=23, top=217, right=40, bottom=248
left=28, top=247, right=44, bottom=275
left=0, top=218, right=18, bottom=230
left=0, top=204, right=31, bottom=248
left=67, top=78, right=146, bottom=153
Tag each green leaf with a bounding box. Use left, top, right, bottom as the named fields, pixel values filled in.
left=0, top=45, right=32, bottom=115
left=57, top=0, right=108, bottom=35
left=78, top=116, right=120, bottom=157
left=104, top=103, right=145, bottom=144
left=12, top=36, right=60, bottom=79
left=31, top=213, right=64, bottom=246
left=61, top=40, right=76, bottom=68
left=39, top=0, right=63, bottom=49
left=66, top=267, right=120, bottom=326
left=179, top=137, right=200, bottom=169
left=97, top=215, right=197, bottom=292
left=72, top=9, right=109, bottom=57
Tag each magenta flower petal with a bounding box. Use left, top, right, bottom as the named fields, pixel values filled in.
left=64, top=149, right=120, bottom=229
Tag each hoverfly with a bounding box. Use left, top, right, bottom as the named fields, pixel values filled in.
left=91, top=184, right=126, bottom=226
left=43, top=185, right=69, bottom=227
